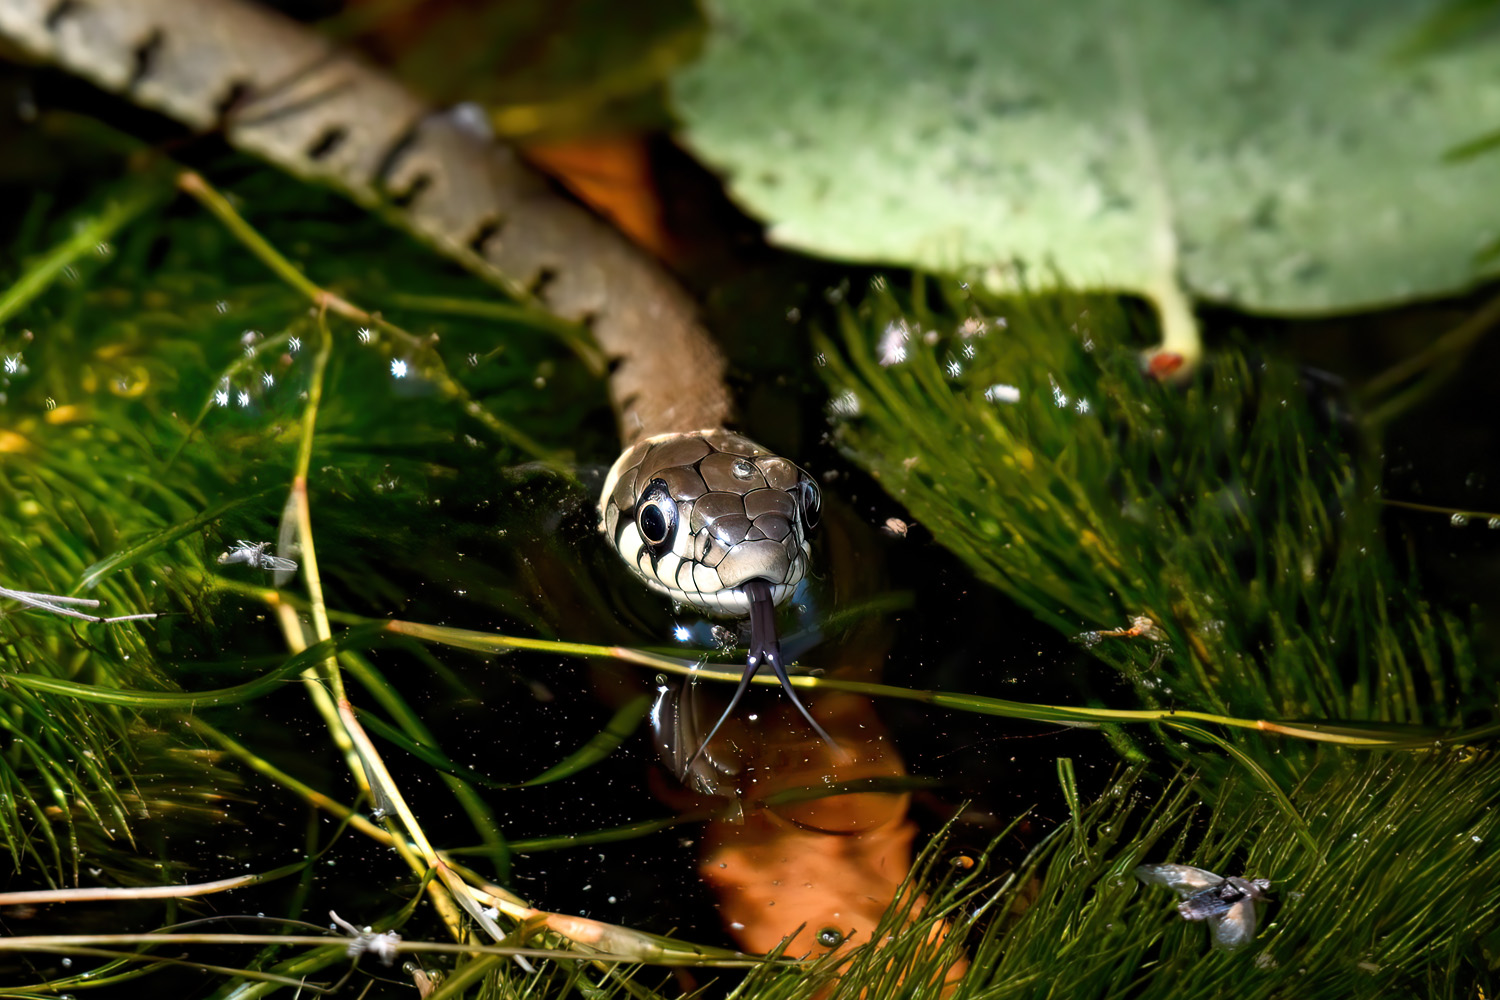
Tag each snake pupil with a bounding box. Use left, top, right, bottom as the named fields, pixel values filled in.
left=635, top=479, right=677, bottom=553
left=640, top=504, right=667, bottom=543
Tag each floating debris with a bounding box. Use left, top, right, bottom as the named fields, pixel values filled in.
left=882, top=517, right=911, bottom=539
left=217, top=540, right=299, bottom=572
left=329, top=910, right=400, bottom=966
left=1134, top=863, right=1271, bottom=950
left=1074, top=614, right=1167, bottom=648
left=0, top=585, right=156, bottom=623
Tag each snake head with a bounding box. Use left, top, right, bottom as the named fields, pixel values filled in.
left=600, top=430, right=819, bottom=617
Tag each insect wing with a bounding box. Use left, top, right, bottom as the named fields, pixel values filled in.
left=275, top=497, right=300, bottom=587
left=1178, top=883, right=1238, bottom=921
left=1134, top=863, right=1223, bottom=897
left=1209, top=895, right=1259, bottom=951
left=255, top=553, right=300, bottom=572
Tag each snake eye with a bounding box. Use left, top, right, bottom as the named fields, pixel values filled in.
left=635, top=479, right=678, bottom=554
left=798, top=475, right=822, bottom=530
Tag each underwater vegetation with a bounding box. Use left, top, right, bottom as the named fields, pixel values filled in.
left=0, top=1, right=1498, bottom=997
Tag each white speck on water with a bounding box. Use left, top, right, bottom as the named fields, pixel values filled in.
left=985, top=383, right=1021, bottom=403
left=878, top=320, right=910, bottom=366
left=827, top=389, right=862, bottom=418
left=391, top=359, right=408, bottom=378
left=237, top=390, right=251, bottom=408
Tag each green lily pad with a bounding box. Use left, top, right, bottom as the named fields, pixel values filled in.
left=674, top=0, right=1500, bottom=317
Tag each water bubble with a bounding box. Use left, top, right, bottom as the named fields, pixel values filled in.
left=358, top=327, right=373, bottom=344
left=288, top=336, right=302, bottom=353
left=984, top=383, right=1021, bottom=403
left=1489, top=517, right=1500, bottom=530
left=1450, top=513, right=1469, bottom=528
left=391, top=359, right=408, bottom=378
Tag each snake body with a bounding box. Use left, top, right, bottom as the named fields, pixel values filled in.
left=0, top=0, right=831, bottom=754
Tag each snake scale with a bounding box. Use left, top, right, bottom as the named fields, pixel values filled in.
left=0, top=0, right=833, bottom=755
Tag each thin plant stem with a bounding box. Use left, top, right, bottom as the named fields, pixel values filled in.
left=1362, top=287, right=1500, bottom=425
left=0, top=176, right=166, bottom=326
left=174, top=169, right=558, bottom=463
left=0, top=861, right=310, bottom=906
left=0, top=932, right=776, bottom=967
left=380, top=617, right=1491, bottom=750
left=340, top=650, right=510, bottom=876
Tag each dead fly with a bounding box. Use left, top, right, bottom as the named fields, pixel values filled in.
left=1134, top=863, right=1271, bottom=951
left=217, top=540, right=298, bottom=573
left=0, top=585, right=157, bottom=623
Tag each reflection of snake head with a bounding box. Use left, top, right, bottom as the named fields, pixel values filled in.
left=600, top=429, right=819, bottom=616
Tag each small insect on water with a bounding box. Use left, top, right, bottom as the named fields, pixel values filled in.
left=216, top=540, right=298, bottom=572
left=1134, top=863, right=1271, bottom=951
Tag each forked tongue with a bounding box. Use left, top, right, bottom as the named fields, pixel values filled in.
left=680, top=579, right=842, bottom=778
